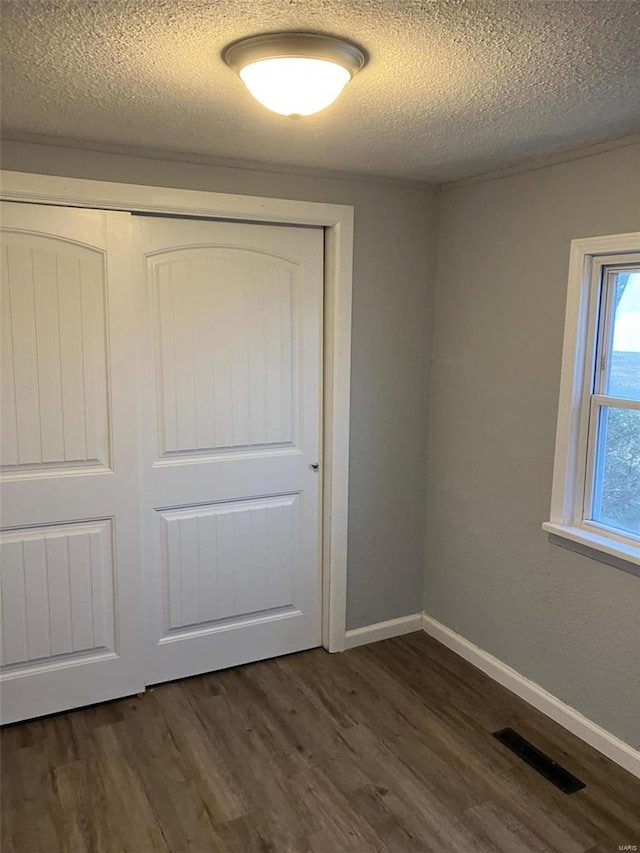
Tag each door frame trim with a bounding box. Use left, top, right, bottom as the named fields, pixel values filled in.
left=1, top=170, right=353, bottom=652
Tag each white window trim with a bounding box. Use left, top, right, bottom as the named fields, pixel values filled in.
left=543, top=232, right=640, bottom=570
left=0, top=169, right=355, bottom=652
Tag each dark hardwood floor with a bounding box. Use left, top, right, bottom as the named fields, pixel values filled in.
left=2, top=631, right=639, bottom=852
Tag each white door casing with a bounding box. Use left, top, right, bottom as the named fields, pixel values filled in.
left=136, top=216, right=323, bottom=684
left=0, top=202, right=144, bottom=723
left=1, top=171, right=354, bottom=656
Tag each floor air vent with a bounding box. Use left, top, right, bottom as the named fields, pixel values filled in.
left=493, top=727, right=586, bottom=794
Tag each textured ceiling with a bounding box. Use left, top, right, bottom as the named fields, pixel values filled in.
left=1, top=0, right=640, bottom=182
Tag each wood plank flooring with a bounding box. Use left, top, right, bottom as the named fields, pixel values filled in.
left=2, top=632, right=639, bottom=852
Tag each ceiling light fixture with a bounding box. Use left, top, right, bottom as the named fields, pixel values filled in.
left=223, top=32, right=367, bottom=118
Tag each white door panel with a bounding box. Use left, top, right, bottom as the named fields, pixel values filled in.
left=1, top=203, right=323, bottom=721
left=137, top=216, right=322, bottom=685
left=0, top=520, right=115, bottom=666
left=1, top=212, right=110, bottom=473
left=0, top=202, right=143, bottom=723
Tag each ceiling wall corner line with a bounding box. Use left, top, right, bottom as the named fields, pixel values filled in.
left=441, top=131, right=640, bottom=192
left=0, top=132, right=438, bottom=193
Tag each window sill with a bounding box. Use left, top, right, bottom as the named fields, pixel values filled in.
left=542, top=522, right=640, bottom=575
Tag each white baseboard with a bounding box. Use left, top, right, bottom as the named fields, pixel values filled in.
left=344, top=613, right=423, bottom=650
left=422, top=614, right=640, bottom=780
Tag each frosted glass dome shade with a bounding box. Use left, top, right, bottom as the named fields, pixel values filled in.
left=224, top=32, right=367, bottom=118
left=240, top=57, right=351, bottom=117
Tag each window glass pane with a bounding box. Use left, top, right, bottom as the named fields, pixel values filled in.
left=591, top=406, right=640, bottom=536
left=607, top=270, right=640, bottom=400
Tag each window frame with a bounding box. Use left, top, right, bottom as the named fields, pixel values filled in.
left=543, top=233, right=640, bottom=570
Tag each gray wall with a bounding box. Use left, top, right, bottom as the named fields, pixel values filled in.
left=1, top=139, right=438, bottom=631
left=426, top=143, right=640, bottom=746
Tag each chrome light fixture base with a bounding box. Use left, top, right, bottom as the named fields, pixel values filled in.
left=223, top=32, right=367, bottom=79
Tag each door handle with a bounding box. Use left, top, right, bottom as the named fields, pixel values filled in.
left=310, top=462, right=319, bottom=471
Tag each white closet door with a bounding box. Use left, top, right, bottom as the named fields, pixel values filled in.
left=137, top=216, right=323, bottom=685
left=0, top=202, right=143, bottom=723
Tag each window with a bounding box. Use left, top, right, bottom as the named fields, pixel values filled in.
left=544, top=233, right=640, bottom=569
